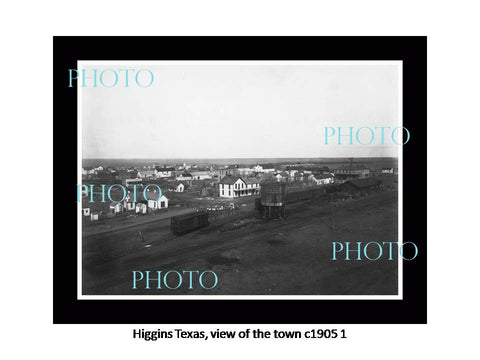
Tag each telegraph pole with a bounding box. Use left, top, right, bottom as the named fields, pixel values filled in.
left=330, top=193, right=335, bottom=232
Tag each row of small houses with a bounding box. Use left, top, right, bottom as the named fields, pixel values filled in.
left=137, top=170, right=213, bottom=181
left=84, top=164, right=372, bottom=189
left=83, top=166, right=213, bottom=182
left=266, top=171, right=335, bottom=185
left=85, top=163, right=396, bottom=184
left=82, top=188, right=169, bottom=221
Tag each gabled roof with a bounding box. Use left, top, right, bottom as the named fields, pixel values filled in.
left=219, top=175, right=242, bottom=185
left=168, top=181, right=184, bottom=187
left=220, top=175, right=259, bottom=185
left=144, top=190, right=168, bottom=201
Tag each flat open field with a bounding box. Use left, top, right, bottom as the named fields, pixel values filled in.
left=82, top=189, right=398, bottom=296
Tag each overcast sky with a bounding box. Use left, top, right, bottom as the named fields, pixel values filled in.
left=81, top=62, right=401, bottom=159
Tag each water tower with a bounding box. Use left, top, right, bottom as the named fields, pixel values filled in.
left=258, top=182, right=286, bottom=219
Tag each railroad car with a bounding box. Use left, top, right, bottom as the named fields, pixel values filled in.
left=171, top=211, right=210, bottom=235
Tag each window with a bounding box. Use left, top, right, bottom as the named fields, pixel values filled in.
left=161, top=201, right=165, bottom=208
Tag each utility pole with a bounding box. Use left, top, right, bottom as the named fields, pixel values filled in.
left=330, top=193, right=335, bottom=232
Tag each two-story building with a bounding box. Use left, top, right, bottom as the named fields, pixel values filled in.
left=333, top=164, right=370, bottom=182
left=219, top=176, right=260, bottom=198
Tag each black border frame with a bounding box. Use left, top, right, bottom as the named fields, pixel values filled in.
left=53, top=36, right=427, bottom=324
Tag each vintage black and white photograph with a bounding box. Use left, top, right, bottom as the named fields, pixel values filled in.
left=79, top=61, right=402, bottom=298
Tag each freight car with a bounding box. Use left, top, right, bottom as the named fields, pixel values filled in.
left=170, top=211, right=210, bottom=235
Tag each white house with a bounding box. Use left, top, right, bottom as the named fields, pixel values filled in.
left=381, top=167, right=394, bottom=174
left=149, top=194, right=169, bottom=210
left=288, top=169, right=299, bottom=177
left=309, top=173, right=335, bottom=185
left=135, top=202, right=147, bottom=214
left=155, top=166, right=175, bottom=178
left=168, top=182, right=185, bottom=192
left=109, top=202, right=124, bottom=214
left=273, top=172, right=288, bottom=182
left=137, top=170, right=156, bottom=178
left=145, top=189, right=169, bottom=210
left=219, top=176, right=260, bottom=198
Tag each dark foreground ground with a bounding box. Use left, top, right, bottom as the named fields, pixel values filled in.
left=82, top=189, right=398, bottom=296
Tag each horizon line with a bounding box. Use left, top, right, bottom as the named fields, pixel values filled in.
left=83, top=156, right=399, bottom=160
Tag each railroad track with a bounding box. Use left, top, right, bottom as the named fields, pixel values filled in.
left=88, top=209, right=257, bottom=265
left=82, top=216, right=322, bottom=294
left=82, top=191, right=396, bottom=295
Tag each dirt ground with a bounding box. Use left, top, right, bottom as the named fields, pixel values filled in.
left=82, top=189, right=398, bottom=296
